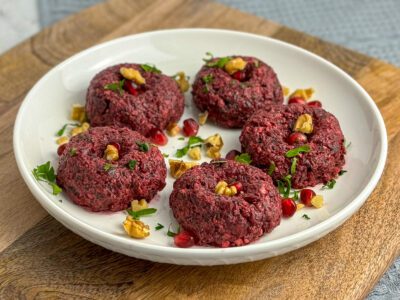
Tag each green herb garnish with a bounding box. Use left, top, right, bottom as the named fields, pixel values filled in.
left=32, top=161, right=62, bottom=195
left=267, top=162, right=276, bottom=175
left=56, top=123, right=79, bottom=137
left=155, top=223, right=164, bottom=230
left=277, top=175, right=292, bottom=198
left=202, top=74, right=214, bottom=84
left=175, top=136, right=204, bottom=158
left=140, top=64, right=161, bottom=74
left=69, top=148, right=77, bottom=157
left=128, top=160, right=137, bottom=170
left=235, top=153, right=252, bottom=165
left=202, top=52, right=214, bottom=63
left=104, top=79, right=125, bottom=95
left=292, top=190, right=299, bottom=201
left=167, top=224, right=180, bottom=237
left=127, top=208, right=157, bottom=220
left=137, top=141, right=150, bottom=152
left=285, top=145, right=311, bottom=158
left=103, top=163, right=113, bottom=172
left=207, top=56, right=231, bottom=68
left=162, top=153, right=169, bottom=158
left=290, top=157, right=298, bottom=175
left=339, top=170, right=347, bottom=176
left=202, top=85, right=209, bottom=93
left=302, top=214, right=310, bottom=220
left=178, top=137, right=185, bottom=141
left=322, top=179, right=336, bottom=190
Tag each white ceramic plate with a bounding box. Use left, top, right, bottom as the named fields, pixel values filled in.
left=14, top=29, right=387, bottom=265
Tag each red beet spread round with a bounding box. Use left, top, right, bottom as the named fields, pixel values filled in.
left=240, top=104, right=346, bottom=188
left=169, top=160, right=282, bottom=247
left=56, top=126, right=166, bottom=212
left=86, top=63, right=184, bottom=137
left=191, top=56, right=283, bottom=128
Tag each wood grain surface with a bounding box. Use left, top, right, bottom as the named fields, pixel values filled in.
left=0, top=0, right=399, bottom=299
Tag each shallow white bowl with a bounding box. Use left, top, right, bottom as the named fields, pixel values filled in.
left=14, top=29, right=387, bottom=265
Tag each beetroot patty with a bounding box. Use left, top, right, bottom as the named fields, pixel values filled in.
left=86, top=63, right=184, bottom=137
left=169, top=160, right=282, bottom=247
left=240, top=104, right=346, bottom=188
left=56, top=126, right=166, bottom=212
left=191, top=56, right=283, bottom=128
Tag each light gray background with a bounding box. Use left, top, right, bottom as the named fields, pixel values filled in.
left=1, top=0, right=399, bottom=298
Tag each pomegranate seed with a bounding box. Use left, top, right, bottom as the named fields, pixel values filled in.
left=288, top=97, right=306, bottom=105
left=148, top=128, right=168, bottom=146
left=57, top=144, right=67, bottom=156
left=300, top=189, right=316, bottom=207
left=225, top=149, right=241, bottom=160
left=287, top=132, right=308, bottom=145
left=308, top=100, right=322, bottom=108
left=232, top=71, right=246, bottom=81
left=231, top=182, right=243, bottom=192
left=109, top=142, right=121, bottom=151
left=282, top=198, right=296, bottom=217
left=174, top=231, right=195, bottom=248
left=182, top=118, right=199, bottom=137
left=123, top=80, right=138, bottom=96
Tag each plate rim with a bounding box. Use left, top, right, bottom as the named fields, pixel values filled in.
left=13, top=28, right=388, bottom=258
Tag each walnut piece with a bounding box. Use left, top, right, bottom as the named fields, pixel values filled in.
left=131, top=199, right=148, bottom=211
left=120, top=67, right=146, bottom=85
left=204, top=134, right=224, bottom=159
left=123, top=216, right=150, bottom=239
left=169, top=159, right=199, bottom=178
left=294, top=114, right=313, bottom=134
left=224, top=58, right=247, bottom=75
left=289, top=88, right=315, bottom=100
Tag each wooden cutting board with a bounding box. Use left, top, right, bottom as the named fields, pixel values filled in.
left=0, top=0, right=399, bottom=298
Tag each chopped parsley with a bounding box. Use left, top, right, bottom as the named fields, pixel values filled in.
left=127, top=208, right=157, bottom=220
left=175, top=136, right=204, bottom=158
left=267, top=162, right=276, bottom=175
left=302, top=214, right=310, bottom=220
left=339, top=170, right=347, bottom=176
left=128, top=160, right=137, bottom=170
left=344, top=139, right=352, bottom=149
left=56, top=123, right=79, bottom=137
left=290, top=157, right=298, bottom=175
left=235, top=153, right=252, bottom=165
left=202, top=74, right=214, bottom=84
left=207, top=56, right=231, bottom=68
left=202, top=85, right=210, bottom=93
left=104, top=79, right=125, bottom=95
left=178, top=137, right=185, bottom=141
left=136, top=141, right=150, bottom=152
left=69, top=148, right=77, bottom=157
left=277, top=175, right=292, bottom=198
left=292, top=190, right=299, bottom=201
left=202, top=52, right=214, bottom=63
left=103, top=163, right=113, bottom=172
left=155, top=223, right=164, bottom=230
left=285, top=145, right=311, bottom=158
left=322, top=179, right=336, bottom=190
left=32, top=161, right=62, bottom=195
left=140, top=64, right=161, bottom=74
left=162, top=153, right=169, bottom=158
left=167, top=224, right=180, bottom=237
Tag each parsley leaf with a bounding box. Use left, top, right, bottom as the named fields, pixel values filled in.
left=285, top=145, right=311, bottom=158
left=104, top=79, right=125, bottom=95
left=127, top=208, right=157, bottom=220
left=175, top=136, right=204, bottom=158
left=167, top=224, right=180, bottom=237
left=56, top=123, right=79, bottom=137
left=290, top=157, right=298, bottom=175
left=188, top=136, right=204, bottom=146
left=292, top=190, right=299, bottom=201
left=302, top=214, right=310, bottom=220
left=155, top=223, right=164, bottom=230
left=235, top=153, right=252, bottom=164
left=103, top=163, right=113, bottom=172
left=202, top=74, right=214, bottom=84
left=136, top=141, right=150, bottom=152
left=207, top=56, right=231, bottom=68
left=202, top=52, right=214, bottom=63
left=175, top=146, right=189, bottom=158
left=178, top=137, right=185, bottom=141
left=277, top=175, right=292, bottom=198
left=69, top=148, right=77, bottom=157
left=140, top=64, right=161, bottom=74
left=267, top=162, right=276, bottom=175
left=162, top=153, right=169, bottom=158
left=339, top=170, right=347, bottom=176
left=32, top=162, right=62, bottom=196
left=128, top=160, right=137, bottom=170
left=322, top=179, right=336, bottom=190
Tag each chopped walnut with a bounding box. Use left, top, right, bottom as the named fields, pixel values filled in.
left=169, top=159, right=199, bottom=178
left=204, top=134, right=224, bottom=159
left=71, top=104, right=86, bottom=122
left=296, top=203, right=305, bottom=211
left=70, top=127, right=83, bottom=137
left=131, top=199, right=148, bottom=211
left=166, top=122, right=181, bottom=136
left=104, top=144, right=119, bottom=161
left=198, top=111, right=209, bottom=125
left=215, top=181, right=237, bottom=196
left=311, top=195, right=324, bottom=208
left=282, top=86, right=290, bottom=96
left=188, top=147, right=201, bottom=160
left=289, top=88, right=315, bottom=100
left=123, top=216, right=150, bottom=239
left=224, top=58, right=247, bottom=75
left=56, top=136, right=69, bottom=145
left=294, top=114, right=313, bottom=134
left=120, top=67, right=146, bottom=85
left=175, top=72, right=190, bottom=92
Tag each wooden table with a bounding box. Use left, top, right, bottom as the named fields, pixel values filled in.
left=1, top=0, right=399, bottom=298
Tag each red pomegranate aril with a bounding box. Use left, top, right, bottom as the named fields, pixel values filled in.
left=232, top=71, right=246, bottom=81
left=288, top=97, right=306, bottom=105
left=148, top=128, right=168, bottom=146
left=57, top=144, right=67, bottom=156
left=109, top=142, right=121, bottom=151
left=300, top=189, right=316, bottom=207
left=182, top=118, right=199, bottom=137
left=123, top=80, right=138, bottom=96
left=282, top=198, right=297, bottom=217
left=308, top=100, right=322, bottom=108
left=287, top=132, right=308, bottom=145
left=174, top=231, right=195, bottom=248
left=231, top=182, right=243, bottom=192
left=225, top=149, right=241, bottom=160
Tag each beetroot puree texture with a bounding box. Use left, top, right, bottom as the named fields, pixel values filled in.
left=191, top=56, right=283, bottom=128
left=56, top=126, right=166, bottom=212
left=86, top=63, right=184, bottom=137
left=169, top=160, right=282, bottom=247
left=240, top=104, right=346, bottom=188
